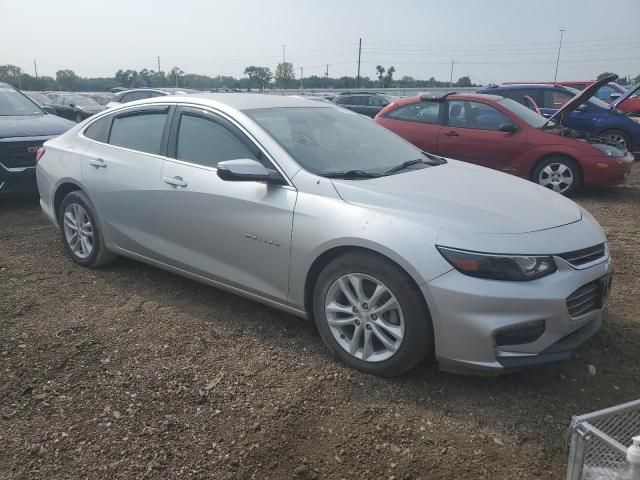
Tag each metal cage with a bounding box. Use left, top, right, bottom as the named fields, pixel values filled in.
left=567, top=399, right=640, bottom=480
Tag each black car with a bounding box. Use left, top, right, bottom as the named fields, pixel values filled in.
left=332, top=92, right=394, bottom=117
left=0, top=83, right=75, bottom=193
left=50, top=94, right=106, bottom=123
left=24, top=92, right=57, bottom=113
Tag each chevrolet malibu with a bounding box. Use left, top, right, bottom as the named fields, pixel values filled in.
left=36, top=94, right=612, bottom=376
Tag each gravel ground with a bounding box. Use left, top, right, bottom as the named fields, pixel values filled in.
left=1, top=166, right=639, bottom=479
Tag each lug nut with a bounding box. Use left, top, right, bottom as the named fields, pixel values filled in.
left=371, top=314, right=377, bottom=320
left=352, top=307, right=359, bottom=313
left=362, top=303, right=369, bottom=310
left=365, top=324, right=372, bottom=330
left=355, top=319, right=361, bottom=326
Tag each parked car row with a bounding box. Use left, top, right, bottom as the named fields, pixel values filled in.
left=34, top=92, right=616, bottom=377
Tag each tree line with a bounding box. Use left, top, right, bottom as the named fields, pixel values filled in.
left=1, top=63, right=637, bottom=92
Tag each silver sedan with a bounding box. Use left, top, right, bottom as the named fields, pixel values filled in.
left=35, top=94, right=612, bottom=376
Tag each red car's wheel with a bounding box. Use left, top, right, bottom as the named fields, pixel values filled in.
left=532, top=156, right=581, bottom=196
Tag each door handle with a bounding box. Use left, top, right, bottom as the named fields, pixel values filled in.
left=163, top=176, right=187, bottom=188
left=89, top=158, right=107, bottom=168
left=443, top=131, right=459, bottom=137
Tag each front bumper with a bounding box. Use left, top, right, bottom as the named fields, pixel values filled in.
left=583, top=152, right=635, bottom=186
left=422, top=253, right=612, bottom=374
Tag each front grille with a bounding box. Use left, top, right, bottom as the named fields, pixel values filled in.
left=558, top=243, right=606, bottom=267
left=0, top=141, right=43, bottom=169
left=566, top=281, right=601, bottom=318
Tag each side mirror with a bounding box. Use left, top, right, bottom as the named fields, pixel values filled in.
left=610, top=93, right=621, bottom=99
left=498, top=123, right=518, bottom=133
left=69, top=103, right=75, bottom=108
left=42, top=105, right=56, bottom=115
left=216, top=159, right=285, bottom=184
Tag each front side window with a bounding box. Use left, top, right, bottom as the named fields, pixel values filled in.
left=334, top=96, right=354, bottom=105
left=543, top=90, right=572, bottom=109
left=176, top=114, right=258, bottom=168
left=247, top=107, right=432, bottom=176
left=387, top=102, right=441, bottom=124
left=109, top=111, right=167, bottom=154
left=368, top=96, right=387, bottom=107
left=595, top=85, right=616, bottom=101
left=446, top=100, right=511, bottom=131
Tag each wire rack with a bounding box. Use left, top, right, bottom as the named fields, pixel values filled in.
left=567, top=399, right=640, bottom=480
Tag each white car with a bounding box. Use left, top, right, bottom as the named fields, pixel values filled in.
left=35, top=94, right=612, bottom=376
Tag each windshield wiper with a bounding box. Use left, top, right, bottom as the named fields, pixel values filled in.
left=320, top=169, right=381, bottom=179
left=384, top=158, right=428, bottom=175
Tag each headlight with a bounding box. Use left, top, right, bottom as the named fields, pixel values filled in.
left=630, top=116, right=640, bottom=125
left=437, top=246, right=556, bottom=281
left=592, top=143, right=625, bottom=157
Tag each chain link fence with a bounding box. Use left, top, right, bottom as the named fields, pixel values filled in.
left=567, top=399, right=640, bottom=479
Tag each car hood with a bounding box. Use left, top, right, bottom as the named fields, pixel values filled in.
left=610, top=82, right=640, bottom=110
left=0, top=114, right=75, bottom=139
left=331, top=160, right=582, bottom=234
left=542, top=75, right=616, bottom=127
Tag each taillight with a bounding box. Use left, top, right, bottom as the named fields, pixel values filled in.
left=35, top=146, right=46, bottom=163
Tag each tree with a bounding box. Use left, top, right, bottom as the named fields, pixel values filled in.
left=375, top=65, right=386, bottom=86
left=383, top=66, right=395, bottom=88
left=455, top=76, right=472, bottom=87
left=170, top=66, right=184, bottom=87
left=275, top=62, right=295, bottom=89
left=597, top=72, right=618, bottom=81
left=244, top=66, right=272, bottom=90
left=0, top=65, right=24, bottom=88
left=56, top=69, right=79, bottom=90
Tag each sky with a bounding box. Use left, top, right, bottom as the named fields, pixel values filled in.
left=2, top=0, right=640, bottom=85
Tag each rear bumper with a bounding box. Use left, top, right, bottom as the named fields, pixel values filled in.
left=0, top=163, right=36, bottom=192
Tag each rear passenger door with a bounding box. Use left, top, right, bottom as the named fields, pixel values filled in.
left=379, top=102, right=442, bottom=152
left=156, top=106, right=296, bottom=302
left=81, top=105, right=171, bottom=257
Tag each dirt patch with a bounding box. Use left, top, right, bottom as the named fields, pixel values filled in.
left=1, top=166, right=639, bottom=479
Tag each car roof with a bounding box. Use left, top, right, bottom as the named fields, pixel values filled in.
left=129, top=92, right=334, bottom=111
left=395, top=92, right=503, bottom=106
left=489, top=84, right=566, bottom=90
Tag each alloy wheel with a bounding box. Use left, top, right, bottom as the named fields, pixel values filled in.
left=538, top=162, right=574, bottom=194
left=603, top=132, right=628, bottom=150
left=324, top=273, right=405, bottom=362
left=63, top=203, right=94, bottom=259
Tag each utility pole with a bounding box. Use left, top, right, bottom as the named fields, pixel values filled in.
left=300, top=67, right=303, bottom=90
left=157, top=56, right=161, bottom=72
left=449, top=60, right=455, bottom=88
left=554, top=28, right=565, bottom=83
left=282, top=44, right=286, bottom=63
left=356, top=38, right=362, bottom=88
left=33, top=59, right=38, bottom=79
left=325, top=64, right=330, bottom=78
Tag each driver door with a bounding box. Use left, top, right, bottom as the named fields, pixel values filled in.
left=155, top=106, right=296, bottom=303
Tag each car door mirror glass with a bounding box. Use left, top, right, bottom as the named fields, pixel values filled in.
left=498, top=123, right=518, bottom=133
left=216, top=159, right=284, bottom=184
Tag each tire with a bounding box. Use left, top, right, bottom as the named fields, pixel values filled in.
left=600, top=129, right=631, bottom=151
left=58, top=190, right=116, bottom=268
left=74, top=113, right=84, bottom=123
left=312, top=251, right=433, bottom=377
left=532, top=155, right=581, bottom=196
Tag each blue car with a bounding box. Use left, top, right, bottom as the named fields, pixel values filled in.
left=478, top=82, right=640, bottom=152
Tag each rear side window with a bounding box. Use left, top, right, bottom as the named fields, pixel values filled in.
left=368, top=96, right=387, bottom=107
left=334, top=96, right=353, bottom=105
left=387, top=102, right=441, bottom=124
left=176, top=114, right=258, bottom=168
left=109, top=111, right=167, bottom=154
left=503, top=89, right=543, bottom=108
left=543, top=90, right=572, bottom=109
left=84, top=116, right=111, bottom=143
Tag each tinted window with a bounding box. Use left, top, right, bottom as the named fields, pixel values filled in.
left=368, top=96, right=387, bottom=107
left=543, top=90, right=572, bottom=109
left=447, top=100, right=511, bottom=131
left=176, top=114, right=258, bottom=168
left=109, top=111, right=167, bottom=154
left=388, top=102, right=440, bottom=124
left=502, top=89, right=542, bottom=109
left=334, top=96, right=353, bottom=105
left=84, top=116, right=111, bottom=143
left=595, top=85, right=616, bottom=100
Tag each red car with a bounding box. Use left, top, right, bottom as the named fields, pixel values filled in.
left=504, top=80, right=640, bottom=114
left=374, top=87, right=634, bottom=195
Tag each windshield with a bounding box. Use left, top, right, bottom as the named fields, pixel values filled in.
left=0, top=86, right=44, bottom=116
left=564, top=87, right=613, bottom=110
left=496, top=98, right=547, bottom=128
left=246, top=107, right=432, bottom=176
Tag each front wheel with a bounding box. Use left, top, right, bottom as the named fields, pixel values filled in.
left=600, top=129, right=631, bottom=151
left=532, top=156, right=581, bottom=196
left=312, top=251, right=433, bottom=376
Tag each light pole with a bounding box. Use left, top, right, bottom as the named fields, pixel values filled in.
left=554, top=29, right=565, bottom=83
left=449, top=60, right=456, bottom=88
left=282, top=45, right=286, bottom=63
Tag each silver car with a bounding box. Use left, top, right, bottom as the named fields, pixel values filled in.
left=35, top=94, right=612, bottom=376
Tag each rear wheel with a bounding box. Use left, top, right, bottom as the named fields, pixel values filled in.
left=59, top=190, right=116, bottom=268
left=312, top=251, right=433, bottom=376
left=532, top=156, right=581, bottom=196
left=600, top=129, right=631, bottom=151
